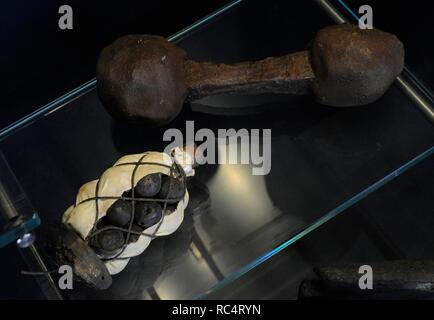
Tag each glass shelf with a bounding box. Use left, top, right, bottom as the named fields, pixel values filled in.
left=205, top=156, right=434, bottom=299
left=0, top=0, right=433, bottom=299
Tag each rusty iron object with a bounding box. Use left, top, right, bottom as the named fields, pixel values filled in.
left=299, top=260, right=434, bottom=299
left=96, top=24, right=404, bottom=126
left=47, top=223, right=112, bottom=290
left=310, top=24, right=404, bottom=107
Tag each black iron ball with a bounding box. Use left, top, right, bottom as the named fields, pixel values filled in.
left=105, top=199, right=133, bottom=227
left=94, top=229, right=125, bottom=253
left=134, top=202, right=163, bottom=229
left=135, top=173, right=162, bottom=198
left=158, top=175, right=185, bottom=200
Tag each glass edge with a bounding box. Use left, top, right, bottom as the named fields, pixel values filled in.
left=195, top=0, right=434, bottom=298
left=196, top=146, right=434, bottom=299
left=3, top=0, right=433, bottom=300
left=0, top=0, right=245, bottom=300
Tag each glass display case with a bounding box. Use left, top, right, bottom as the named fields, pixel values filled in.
left=0, top=0, right=433, bottom=300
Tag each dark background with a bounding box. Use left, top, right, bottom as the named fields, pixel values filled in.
left=0, top=0, right=433, bottom=299
left=0, top=1, right=232, bottom=129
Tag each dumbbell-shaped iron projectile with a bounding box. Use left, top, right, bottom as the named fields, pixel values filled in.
left=97, top=24, right=404, bottom=126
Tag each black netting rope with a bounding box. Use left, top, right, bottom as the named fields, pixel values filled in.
left=73, top=153, right=187, bottom=261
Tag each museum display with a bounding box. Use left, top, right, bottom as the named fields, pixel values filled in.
left=53, top=22, right=405, bottom=291
left=0, top=0, right=432, bottom=301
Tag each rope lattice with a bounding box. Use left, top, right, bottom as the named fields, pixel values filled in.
left=74, top=153, right=187, bottom=261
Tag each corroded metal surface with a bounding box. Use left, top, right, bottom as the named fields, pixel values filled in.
left=299, top=260, right=434, bottom=299
left=310, top=24, right=404, bottom=107
left=47, top=223, right=112, bottom=290
left=316, top=260, right=434, bottom=291
left=185, top=51, right=314, bottom=100
left=96, top=24, right=404, bottom=126
left=97, top=35, right=188, bottom=126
